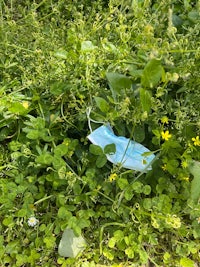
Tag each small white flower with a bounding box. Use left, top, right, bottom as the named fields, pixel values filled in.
left=28, top=216, right=38, bottom=227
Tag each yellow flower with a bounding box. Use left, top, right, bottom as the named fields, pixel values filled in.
left=162, top=164, right=167, bottom=171
left=161, top=116, right=169, bottom=124
left=109, top=173, right=117, bottom=182
left=192, top=136, right=200, bottom=146
left=181, top=161, right=188, bottom=168
left=161, top=130, right=172, bottom=141
left=22, top=101, right=29, bottom=109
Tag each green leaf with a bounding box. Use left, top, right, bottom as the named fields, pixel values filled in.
left=114, top=230, right=124, bottom=241
left=172, top=14, right=183, bottom=27
left=134, top=124, right=145, bottom=142
left=89, top=144, right=103, bottom=155
left=124, top=187, right=134, bottom=201
left=58, top=228, right=86, bottom=258
left=94, top=96, right=110, bottom=113
left=117, top=177, right=129, bottom=190
left=17, top=208, right=28, bottom=217
left=125, top=247, right=134, bottom=259
left=58, top=166, right=66, bottom=179
left=52, top=156, right=66, bottom=170
left=35, top=152, right=53, bottom=165
left=16, top=254, right=29, bottom=266
left=54, top=144, right=68, bottom=157
left=77, top=218, right=90, bottom=229
left=81, top=40, right=96, bottom=51
left=189, top=161, right=200, bottom=202
left=96, top=154, right=107, bottom=168
left=50, top=81, right=70, bottom=96
left=54, top=50, right=68, bottom=59
left=131, top=181, right=143, bottom=193
left=3, top=216, right=14, bottom=227
left=103, top=248, right=114, bottom=261
left=143, top=185, right=151, bottom=195
left=104, top=143, right=116, bottom=155
left=188, top=11, right=200, bottom=23
left=140, top=88, right=152, bottom=112
left=26, top=129, right=40, bottom=139
left=6, top=240, right=20, bottom=254
left=9, top=141, right=21, bottom=151
left=57, top=207, right=72, bottom=220
left=141, top=59, right=163, bottom=88
left=106, top=72, right=132, bottom=96
left=8, top=102, right=28, bottom=115
left=108, top=237, right=116, bottom=248
left=180, top=257, right=195, bottom=267
left=166, top=159, right=179, bottom=175
left=44, top=235, right=56, bottom=249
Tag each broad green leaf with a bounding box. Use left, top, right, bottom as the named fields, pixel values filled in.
left=140, top=88, right=152, bottom=113
left=188, top=11, right=200, bottom=23
left=81, top=41, right=96, bottom=51
left=96, top=154, right=107, bottom=168
left=106, top=72, right=132, bottom=96
left=52, top=156, right=66, bottom=170
left=54, top=50, right=68, bottom=59
left=103, top=248, right=114, bottom=261
left=124, top=187, right=134, bottom=201
left=134, top=124, right=145, bottom=142
left=8, top=102, right=28, bottom=115
left=58, top=166, right=66, bottom=179
left=25, top=116, right=45, bottom=129
left=166, top=159, right=179, bottom=175
left=113, top=230, right=124, bottom=241
left=54, top=144, right=68, bottom=157
left=57, top=207, right=72, bottom=220
left=94, top=96, right=110, bottom=113
left=143, top=185, right=151, bottom=195
left=50, top=81, right=70, bottom=96
left=77, top=217, right=90, bottom=229
left=17, top=208, right=28, bottom=217
left=104, top=143, right=116, bottom=155
left=3, top=216, right=14, bottom=227
left=128, top=65, right=143, bottom=78
left=141, top=59, right=163, bottom=88
left=189, top=161, right=200, bottom=202
left=26, top=129, right=40, bottom=139
left=44, top=235, right=56, bottom=249
left=172, top=14, right=183, bottom=27
left=125, top=247, right=134, bottom=259
left=108, top=237, right=116, bottom=248
left=58, top=228, right=86, bottom=258
left=89, top=144, right=103, bottom=155
left=35, top=152, right=53, bottom=165
left=5, top=240, right=20, bottom=254
left=16, top=255, right=29, bottom=266
left=117, top=177, right=129, bottom=190
left=9, top=141, right=21, bottom=151
left=131, top=181, right=143, bottom=193
left=180, top=257, right=195, bottom=267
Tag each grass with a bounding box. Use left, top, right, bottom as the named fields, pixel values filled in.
left=0, top=0, right=200, bottom=266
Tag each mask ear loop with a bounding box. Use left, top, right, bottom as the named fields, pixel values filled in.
left=86, top=107, right=105, bottom=133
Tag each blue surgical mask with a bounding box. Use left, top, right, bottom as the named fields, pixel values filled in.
left=88, top=124, right=155, bottom=172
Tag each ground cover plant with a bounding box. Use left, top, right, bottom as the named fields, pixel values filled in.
left=0, top=0, right=200, bottom=266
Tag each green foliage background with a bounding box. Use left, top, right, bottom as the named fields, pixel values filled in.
left=0, top=0, right=200, bottom=266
